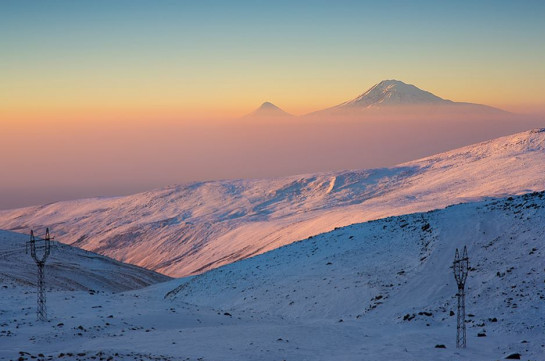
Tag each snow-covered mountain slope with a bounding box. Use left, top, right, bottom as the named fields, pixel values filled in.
left=0, top=129, right=544, bottom=277
left=311, top=79, right=506, bottom=115
left=0, top=229, right=170, bottom=292
left=163, top=190, right=545, bottom=359
left=1, top=192, right=543, bottom=361
left=338, top=79, right=448, bottom=108
left=168, top=190, right=545, bottom=325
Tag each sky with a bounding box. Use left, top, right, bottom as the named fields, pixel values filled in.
left=1, top=1, right=545, bottom=208
left=2, top=0, right=545, bottom=121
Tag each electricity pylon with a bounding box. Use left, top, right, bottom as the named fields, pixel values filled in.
left=27, top=228, right=52, bottom=321
left=453, top=246, right=469, bottom=348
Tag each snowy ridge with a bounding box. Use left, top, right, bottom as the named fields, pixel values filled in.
left=0, top=230, right=170, bottom=292
left=0, top=129, right=544, bottom=277
left=1, top=192, right=543, bottom=360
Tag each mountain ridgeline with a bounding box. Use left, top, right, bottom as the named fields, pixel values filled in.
left=1, top=129, right=544, bottom=277
left=246, top=80, right=509, bottom=119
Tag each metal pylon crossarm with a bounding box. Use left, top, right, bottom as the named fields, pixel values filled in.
left=27, top=228, right=53, bottom=321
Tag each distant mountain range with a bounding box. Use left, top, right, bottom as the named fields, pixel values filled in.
left=246, top=79, right=506, bottom=118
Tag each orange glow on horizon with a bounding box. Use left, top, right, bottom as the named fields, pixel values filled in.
left=3, top=98, right=545, bottom=127
left=3, top=74, right=545, bottom=124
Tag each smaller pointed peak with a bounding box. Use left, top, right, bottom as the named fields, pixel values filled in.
left=244, top=101, right=293, bottom=119
left=259, top=101, right=280, bottom=109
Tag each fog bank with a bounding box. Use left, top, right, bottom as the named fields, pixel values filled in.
left=1, top=110, right=543, bottom=209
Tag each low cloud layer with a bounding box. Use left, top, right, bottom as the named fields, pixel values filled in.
left=2, top=109, right=543, bottom=209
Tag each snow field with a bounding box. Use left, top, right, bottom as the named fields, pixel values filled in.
left=2, top=191, right=543, bottom=360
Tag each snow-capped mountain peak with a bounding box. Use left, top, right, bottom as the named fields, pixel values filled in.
left=337, top=79, right=449, bottom=109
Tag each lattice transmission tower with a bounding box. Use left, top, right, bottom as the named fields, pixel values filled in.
left=26, top=228, right=52, bottom=321
left=453, top=246, right=469, bottom=348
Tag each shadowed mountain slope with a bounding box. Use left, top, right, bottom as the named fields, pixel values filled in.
left=0, top=229, right=171, bottom=292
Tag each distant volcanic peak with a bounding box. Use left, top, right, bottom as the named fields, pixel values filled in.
left=246, top=101, right=292, bottom=118
left=339, top=79, right=449, bottom=109
left=259, top=101, right=280, bottom=110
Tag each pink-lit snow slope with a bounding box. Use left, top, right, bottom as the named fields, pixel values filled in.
left=0, top=129, right=544, bottom=277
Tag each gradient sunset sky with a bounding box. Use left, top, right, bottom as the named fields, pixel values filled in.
left=2, top=1, right=545, bottom=209
left=2, top=0, right=545, bottom=123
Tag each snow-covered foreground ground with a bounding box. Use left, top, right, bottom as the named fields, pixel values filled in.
left=1, top=129, right=545, bottom=278
left=1, top=191, right=543, bottom=361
